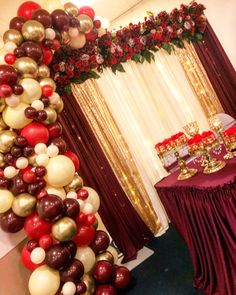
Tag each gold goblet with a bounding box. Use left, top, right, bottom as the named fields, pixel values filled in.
left=183, top=121, right=200, bottom=137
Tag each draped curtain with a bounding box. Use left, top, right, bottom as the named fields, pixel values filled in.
left=71, top=82, right=161, bottom=235
left=59, top=93, right=153, bottom=262
left=96, top=50, right=210, bottom=211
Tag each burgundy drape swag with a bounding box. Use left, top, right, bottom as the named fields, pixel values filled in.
left=59, top=93, right=153, bottom=262
left=193, top=21, right=236, bottom=118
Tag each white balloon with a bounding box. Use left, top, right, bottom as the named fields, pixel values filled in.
left=47, top=145, right=59, bottom=158
left=66, top=191, right=77, bottom=199
left=36, top=154, right=50, bottom=166
left=83, top=186, right=100, bottom=213
left=62, top=282, right=76, bottom=295
left=20, top=78, right=42, bottom=104
left=68, top=28, right=79, bottom=38
left=35, top=143, right=47, bottom=155
left=3, top=41, right=17, bottom=53
left=0, top=189, right=14, bottom=213
left=31, top=100, right=44, bottom=111
left=3, top=103, right=32, bottom=129
left=82, top=203, right=94, bottom=214
left=45, top=28, right=56, bottom=40
left=5, top=94, right=20, bottom=107
left=28, top=265, right=60, bottom=295
left=4, top=166, right=18, bottom=179
left=30, top=247, right=46, bottom=264
left=75, top=246, right=95, bottom=273
left=16, top=157, right=29, bottom=169
left=45, top=185, right=66, bottom=200
left=77, top=199, right=85, bottom=210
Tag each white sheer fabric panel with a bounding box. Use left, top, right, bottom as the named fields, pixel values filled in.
left=97, top=51, right=209, bottom=234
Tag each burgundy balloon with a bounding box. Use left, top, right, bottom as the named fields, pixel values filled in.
left=27, top=183, right=40, bottom=195
left=14, top=47, right=25, bottom=58
left=60, top=259, right=84, bottom=283
left=4, top=153, right=15, bottom=165
left=89, top=230, right=110, bottom=254
left=41, top=96, right=50, bottom=107
left=93, top=261, right=113, bottom=284
left=0, top=210, right=25, bottom=233
left=0, top=65, right=18, bottom=86
left=14, top=136, right=28, bottom=147
left=26, top=239, right=39, bottom=252
left=23, top=146, right=34, bottom=157
left=54, top=30, right=62, bottom=41
left=37, top=110, right=47, bottom=121
left=35, top=166, right=46, bottom=177
left=69, top=17, right=79, bottom=28
left=0, top=84, right=12, bottom=98
left=9, top=16, right=25, bottom=31
left=75, top=281, right=87, bottom=294
left=10, top=175, right=27, bottom=195
left=42, top=39, right=54, bottom=49
left=20, top=42, right=43, bottom=64
left=112, top=266, right=131, bottom=289
left=64, top=198, right=80, bottom=219
left=10, top=146, right=22, bottom=157
left=13, top=84, right=24, bottom=95
left=37, top=194, right=65, bottom=222
left=50, top=137, right=67, bottom=154
left=45, top=244, right=71, bottom=270
left=51, top=9, right=70, bottom=31
left=95, top=285, right=117, bottom=295
left=0, top=177, right=10, bottom=189
left=47, top=122, right=62, bottom=138
left=63, top=240, right=77, bottom=258
left=36, top=178, right=46, bottom=190
left=32, top=9, right=52, bottom=28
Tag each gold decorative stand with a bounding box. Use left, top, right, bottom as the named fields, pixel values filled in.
left=175, top=151, right=198, bottom=180
left=202, top=147, right=226, bottom=174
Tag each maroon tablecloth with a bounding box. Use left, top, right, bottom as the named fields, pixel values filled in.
left=155, top=156, right=236, bottom=295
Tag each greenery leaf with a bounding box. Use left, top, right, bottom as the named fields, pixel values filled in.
left=111, top=63, right=125, bottom=74
left=161, top=42, right=172, bottom=54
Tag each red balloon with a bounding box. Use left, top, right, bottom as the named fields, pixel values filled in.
left=112, top=266, right=131, bottom=289
left=93, top=261, right=113, bottom=284
left=21, top=123, right=49, bottom=147
left=0, top=84, right=12, bottom=98
left=39, top=234, right=53, bottom=250
left=24, top=213, right=52, bottom=240
left=42, top=85, right=53, bottom=97
left=21, top=244, right=43, bottom=271
left=36, top=189, right=48, bottom=200
left=41, top=46, right=53, bottom=65
left=23, top=170, right=36, bottom=183
left=9, top=16, right=26, bottom=31
left=4, top=53, right=16, bottom=65
left=47, top=122, right=62, bottom=138
left=0, top=65, right=18, bottom=86
left=86, top=30, right=98, bottom=41
left=73, top=224, right=95, bottom=246
left=95, top=285, right=117, bottom=295
left=76, top=212, right=86, bottom=224
left=17, top=1, right=41, bottom=20
left=83, top=213, right=96, bottom=226
left=64, top=151, right=80, bottom=171
left=79, top=6, right=95, bottom=20
left=77, top=189, right=88, bottom=200
left=93, top=20, right=101, bottom=29
left=53, top=39, right=61, bottom=51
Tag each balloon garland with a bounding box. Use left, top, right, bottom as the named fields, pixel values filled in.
left=0, top=1, right=132, bottom=295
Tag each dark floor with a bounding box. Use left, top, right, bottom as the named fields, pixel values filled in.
left=125, top=226, right=202, bottom=295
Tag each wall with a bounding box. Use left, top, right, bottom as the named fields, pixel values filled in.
left=110, top=0, right=236, bottom=68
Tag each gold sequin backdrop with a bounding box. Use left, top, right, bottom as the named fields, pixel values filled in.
left=71, top=82, right=161, bottom=234
left=176, top=42, right=223, bottom=116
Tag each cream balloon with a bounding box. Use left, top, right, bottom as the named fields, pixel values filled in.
left=0, top=189, right=14, bottom=213
left=3, top=103, right=32, bottom=129
left=75, top=246, right=96, bottom=273
left=83, top=186, right=100, bottom=213
left=0, top=48, right=6, bottom=64
left=45, top=155, right=75, bottom=187
left=42, top=0, right=64, bottom=12
left=39, top=78, right=56, bottom=91
left=28, top=265, right=60, bottom=295
left=45, top=185, right=66, bottom=200
left=69, top=33, right=86, bottom=49
left=20, top=78, right=42, bottom=104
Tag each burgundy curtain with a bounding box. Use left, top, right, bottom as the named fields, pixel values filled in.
left=193, top=21, right=236, bottom=118
left=59, top=93, right=153, bottom=262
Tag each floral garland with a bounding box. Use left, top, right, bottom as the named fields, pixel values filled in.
left=50, top=2, right=207, bottom=93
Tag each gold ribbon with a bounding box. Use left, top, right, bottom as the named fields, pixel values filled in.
left=175, top=42, right=224, bottom=117
left=71, top=81, right=161, bottom=234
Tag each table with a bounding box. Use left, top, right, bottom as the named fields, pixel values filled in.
left=155, top=155, right=236, bottom=295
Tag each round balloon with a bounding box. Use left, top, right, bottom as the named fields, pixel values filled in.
left=17, top=1, right=42, bottom=20
left=79, top=6, right=95, bottom=20
left=9, top=16, right=25, bottom=31
left=20, top=42, right=43, bottom=63
left=0, top=209, right=25, bottom=233
left=20, top=78, right=42, bottom=103
left=0, top=65, right=18, bottom=86
left=45, top=155, right=75, bottom=187
left=22, top=20, right=45, bottom=42
left=64, top=151, right=80, bottom=171
left=24, top=212, right=52, bottom=240
left=73, top=224, right=95, bottom=247
left=32, top=9, right=52, bottom=28
left=14, top=57, right=38, bottom=79
left=0, top=189, right=14, bottom=213
left=83, top=186, right=100, bottom=213
left=42, top=0, right=64, bottom=12
left=28, top=265, right=60, bottom=295
left=77, top=15, right=93, bottom=34
left=21, top=122, right=49, bottom=146
left=3, top=103, right=32, bottom=129
left=45, top=185, right=66, bottom=200
left=51, top=9, right=70, bottom=32
left=75, top=246, right=95, bottom=273
left=95, top=285, right=117, bottom=295
left=3, top=29, right=23, bottom=46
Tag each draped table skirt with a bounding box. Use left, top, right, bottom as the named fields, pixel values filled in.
left=155, top=155, right=236, bottom=295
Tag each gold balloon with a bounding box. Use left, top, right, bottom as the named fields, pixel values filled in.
left=96, top=251, right=114, bottom=264
left=42, top=0, right=64, bottom=12
left=43, top=107, right=57, bottom=125
left=64, top=2, right=79, bottom=16
left=69, top=33, right=86, bottom=49
left=22, top=20, right=45, bottom=42
left=0, top=130, right=16, bottom=153
left=3, top=29, right=23, bottom=46
left=0, top=153, right=5, bottom=167
left=82, top=274, right=96, bottom=295
left=64, top=175, right=84, bottom=193
left=52, top=217, right=77, bottom=242
left=12, top=193, right=37, bottom=217
left=0, top=99, right=6, bottom=113
left=61, top=31, right=70, bottom=45
left=50, top=99, right=64, bottom=113
left=38, top=65, right=50, bottom=79
left=29, top=154, right=37, bottom=166
left=14, top=57, right=38, bottom=79
left=78, top=14, right=93, bottom=34
left=39, top=78, right=56, bottom=91
left=0, top=115, right=7, bottom=131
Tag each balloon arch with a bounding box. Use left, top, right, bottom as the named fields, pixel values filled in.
left=0, top=1, right=131, bottom=295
